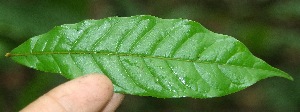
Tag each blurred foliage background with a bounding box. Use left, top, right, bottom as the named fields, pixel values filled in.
left=0, top=0, right=299, bottom=111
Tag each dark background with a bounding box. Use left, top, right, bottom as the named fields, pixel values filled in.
left=1, top=0, right=299, bottom=111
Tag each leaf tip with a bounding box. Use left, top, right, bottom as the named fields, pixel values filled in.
left=277, top=72, right=294, bottom=81
left=287, top=75, right=294, bottom=81
left=5, top=53, right=11, bottom=57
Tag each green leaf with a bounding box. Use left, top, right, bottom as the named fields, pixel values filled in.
left=6, top=15, right=293, bottom=98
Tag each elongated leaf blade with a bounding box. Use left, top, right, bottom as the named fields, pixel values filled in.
left=7, top=15, right=293, bottom=98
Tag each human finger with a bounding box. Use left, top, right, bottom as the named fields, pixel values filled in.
left=21, top=73, right=114, bottom=112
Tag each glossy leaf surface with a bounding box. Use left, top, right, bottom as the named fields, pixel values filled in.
left=7, top=15, right=293, bottom=98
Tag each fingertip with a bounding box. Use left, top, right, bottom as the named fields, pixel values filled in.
left=82, top=73, right=114, bottom=89
left=103, top=93, right=125, bottom=112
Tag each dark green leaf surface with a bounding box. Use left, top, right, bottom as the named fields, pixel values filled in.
left=7, top=15, right=293, bottom=98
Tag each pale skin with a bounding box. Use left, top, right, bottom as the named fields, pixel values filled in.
left=20, top=73, right=124, bottom=112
